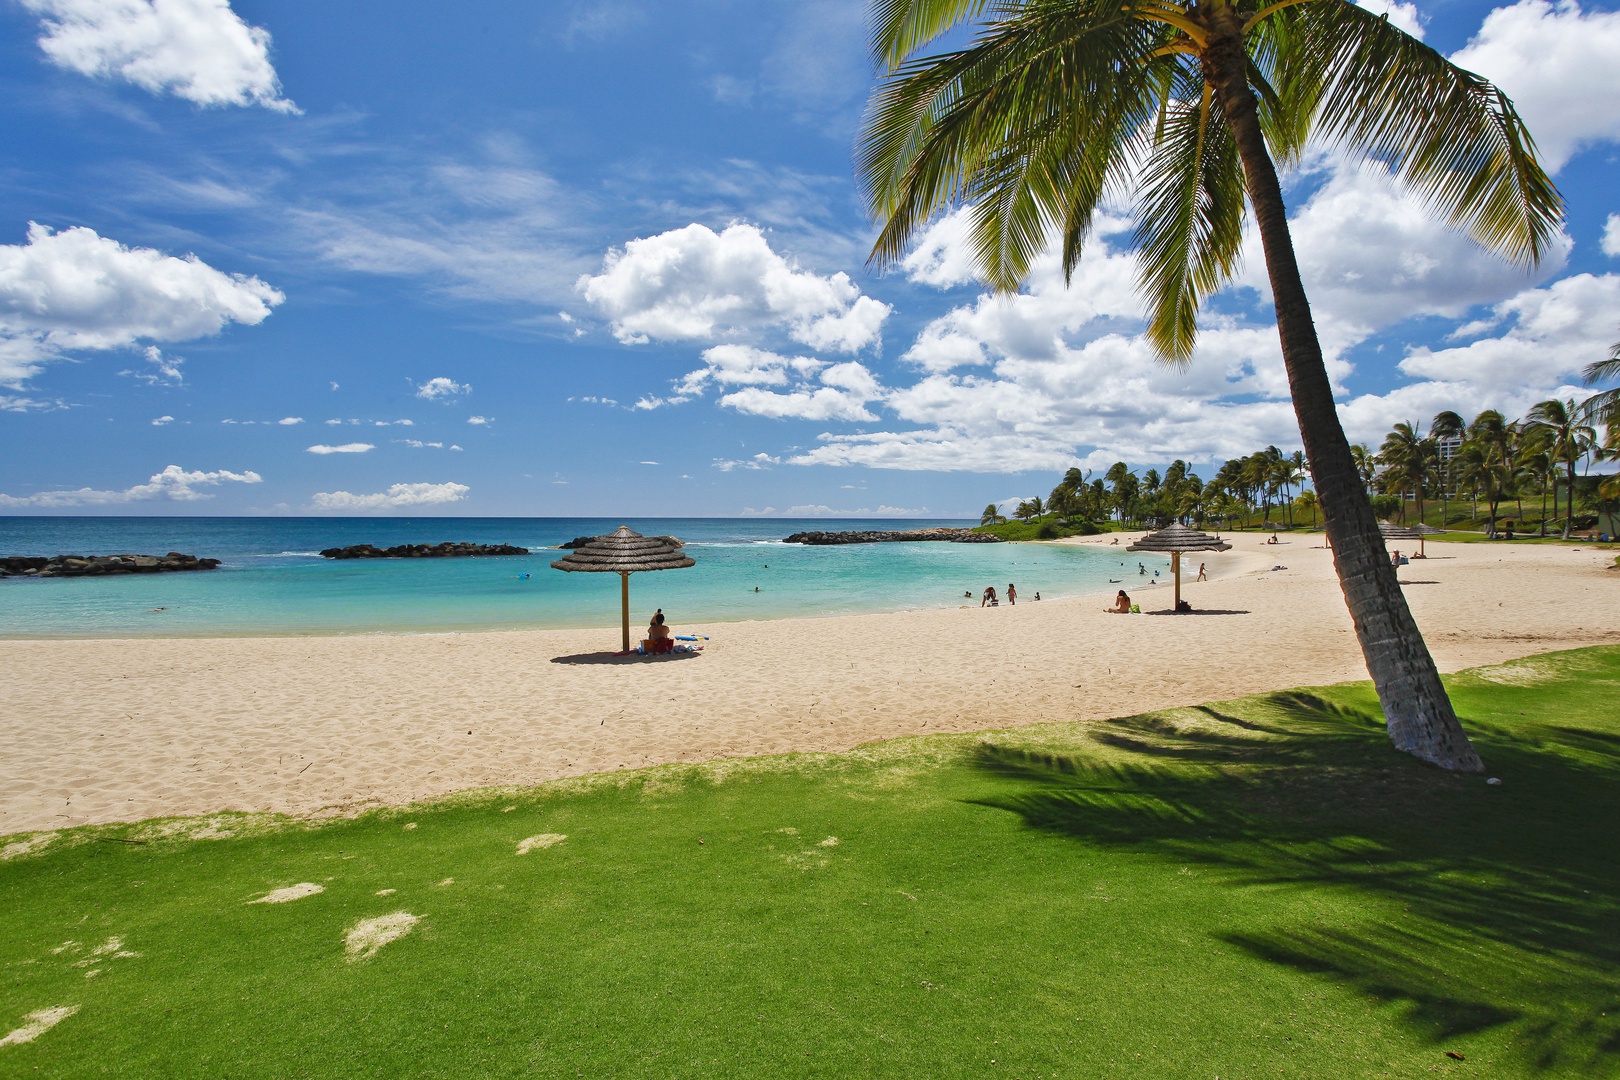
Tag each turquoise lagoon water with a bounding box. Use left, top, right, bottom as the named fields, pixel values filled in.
left=0, top=517, right=1163, bottom=638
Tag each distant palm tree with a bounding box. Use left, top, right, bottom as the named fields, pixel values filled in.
left=1379, top=422, right=1436, bottom=525
left=1526, top=398, right=1597, bottom=539
left=1431, top=410, right=1467, bottom=526
left=1296, top=488, right=1319, bottom=529
left=1513, top=428, right=1553, bottom=536
left=1577, top=334, right=1620, bottom=429
left=980, top=503, right=1006, bottom=526
left=1465, top=410, right=1515, bottom=536
left=861, top=0, right=1560, bottom=772
left=1349, top=444, right=1378, bottom=495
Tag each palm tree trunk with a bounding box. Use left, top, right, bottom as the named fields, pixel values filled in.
left=1563, top=461, right=1576, bottom=539
left=1203, top=19, right=1482, bottom=772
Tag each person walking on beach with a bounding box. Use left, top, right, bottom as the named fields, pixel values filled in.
left=981, top=586, right=998, bottom=607
left=1196, top=562, right=1207, bottom=582
left=1006, top=583, right=1017, bottom=606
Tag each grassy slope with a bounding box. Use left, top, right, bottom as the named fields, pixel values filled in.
left=3, top=649, right=1618, bottom=1078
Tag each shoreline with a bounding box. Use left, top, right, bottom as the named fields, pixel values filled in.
left=3, top=537, right=1616, bottom=836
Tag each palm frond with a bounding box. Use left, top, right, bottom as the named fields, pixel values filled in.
left=1266, top=0, right=1563, bottom=266
left=871, top=0, right=996, bottom=71
left=859, top=2, right=1169, bottom=281
left=1133, top=67, right=1246, bottom=362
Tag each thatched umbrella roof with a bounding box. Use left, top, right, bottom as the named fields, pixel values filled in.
left=1126, top=525, right=1230, bottom=611
left=1377, top=522, right=1422, bottom=541
left=1125, top=523, right=1232, bottom=554
left=551, top=527, right=696, bottom=652
left=550, top=526, right=695, bottom=573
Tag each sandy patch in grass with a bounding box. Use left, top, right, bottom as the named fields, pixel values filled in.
left=375, top=888, right=395, bottom=896
left=344, top=912, right=419, bottom=961
left=0, top=832, right=57, bottom=861
left=516, top=833, right=566, bottom=855
left=0, top=1005, right=79, bottom=1047
left=819, top=836, right=840, bottom=847
left=1469, top=657, right=1564, bottom=686
left=250, top=882, right=325, bottom=904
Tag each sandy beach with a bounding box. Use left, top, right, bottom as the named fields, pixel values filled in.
left=2, top=535, right=1616, bottom=836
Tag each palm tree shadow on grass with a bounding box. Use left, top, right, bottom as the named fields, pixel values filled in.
left=969, top=685, right=1620, bottom=1071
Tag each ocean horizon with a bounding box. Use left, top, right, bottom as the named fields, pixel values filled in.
left=0, top=516, right=1166, bottom=638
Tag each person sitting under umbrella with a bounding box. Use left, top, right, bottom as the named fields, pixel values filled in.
left=644, top=610, right=674, bottom=654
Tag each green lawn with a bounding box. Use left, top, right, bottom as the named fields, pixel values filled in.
left=3, top=648, right=1618, bottom=1078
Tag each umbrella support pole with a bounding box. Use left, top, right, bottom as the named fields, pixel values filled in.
left=1172, top=551, right=1181, bottom=611
left=620, top=572, right=630, bottom=653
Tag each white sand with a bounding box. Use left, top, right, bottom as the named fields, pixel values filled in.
left=249, top=882, right=325, bottom=904
left=515, top=833, right=567, bottom=855
left=344, top=912, right=419, bottom=961
left=0, top=1005, right=79, bottom=1048
left=1, top=538, right=1615, bottom=836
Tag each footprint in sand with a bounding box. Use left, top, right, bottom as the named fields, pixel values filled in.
left=1, top=1005, right=79, bottom=1048
left=516, top=834, right=566, bottom=855
left=344, top=912, right=420, bottom=962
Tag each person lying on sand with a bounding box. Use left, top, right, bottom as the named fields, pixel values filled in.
left=1105, top=590, right=1130, bottom=614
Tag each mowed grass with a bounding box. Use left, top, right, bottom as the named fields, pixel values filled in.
left=3, top=649, right=1618, bottom=1078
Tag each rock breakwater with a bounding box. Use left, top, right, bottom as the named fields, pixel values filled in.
left=1, top=553, right=221, bottom=578
left=782, top=528, right=1002, bottom=545
left=319, top=542, right=529, bottom=559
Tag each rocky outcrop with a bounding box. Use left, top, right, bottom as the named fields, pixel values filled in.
left=558, top=535, right=682, bottom=550
left=0, top=552, right=221, bottom=578
left=318, top=541, right=529, bottom=559
left=783, top=528, right=1003, bottom=545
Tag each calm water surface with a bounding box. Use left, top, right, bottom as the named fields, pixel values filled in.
left=0, top=517, right=1164, bottom=637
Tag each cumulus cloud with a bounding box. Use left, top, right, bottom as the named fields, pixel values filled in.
left=0, top=463, right=260, bottom=506
left=309, top=481, right=470, bottom=511
left=414, top=376, right=469, bottom=400
left=467, top=415, right=491, bottom=425
left=21, top=0, right=298, bottom=112
left=151, top=414, right=173, bottom=425
left=0, top=222, right=283, bottom=386
left=578, top=222, right=889, bottom=352
left=306, top=442, right=374, bottom=454
left=1450, top=0, right=1620, bottom=171
left=277, top=416, right=302, bottom=425
left=1604, top=215, right=1620, bottom=258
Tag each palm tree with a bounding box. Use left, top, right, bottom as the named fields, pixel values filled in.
left=861, top=0, right=1562, bottom=771
left=981, top=502, right=1006, bottom=526
left=1513, top=428, right=1553, bottom=536
left=1431, top=410, right=1466, bottom=526
left=1577, top=334, right=1620, bottom=430
left=1379, top=422, right=1435, bottom=525
left=1465, top=410, right=1515, bottom=537
left=1349, top=443, right=1378, bottom=496
left=1296, top=488, right=1319, bottom=529
left=1526, top=398, right=1597, bottom=539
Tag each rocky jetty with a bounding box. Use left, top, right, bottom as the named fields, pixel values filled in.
left=1, top=552, right=221, bottom=578
left=783, top=528, right=1002, bottom=545
left=319, top=542, right=529, bottom=559
left=558, top=535, right=682, bottom=550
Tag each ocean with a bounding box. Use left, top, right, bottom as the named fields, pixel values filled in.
left=0, top=517, right=1165, bottom=637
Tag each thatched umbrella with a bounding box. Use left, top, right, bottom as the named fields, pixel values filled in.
left=550, top=526, right=695, bottom=652
left=1126, top=524, right=1231, bottom=611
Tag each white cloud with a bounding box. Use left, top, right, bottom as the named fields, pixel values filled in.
left=578, top=222, right=888, bottom=352
left=718, top=361, right=884, bottom=422
left=415, top=376, right=470, bottom=400
left=1450, top=0, right=1620, bottom=171
left=373, top=418, right=413, bottom=426
left=1397, top=272, right=1620, bottom=392
left=120, top=344, right=183, bottom=385
left=0, top=463, right=261, bottom=506
left=1354, top=0, right=1425, bottom=39
left=0, top=222, right=283, bottom=386
left=1604, top=215, right=1620, bottom=258
left=310, top=481, right=470, bottom=511
left=467, top=415, right=491, bottom=425
left=277, top=416, right=302, bottom=425
left=151, top=414, right=173, bottom=425
left=306, top=442, right=374, bottom=454
left=21, top=0, right=297, bottom=112
left=738, top=504, right=929, bottom=517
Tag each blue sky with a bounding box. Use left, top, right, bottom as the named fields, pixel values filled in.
left=1, top=0, right=1617, bottom=517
